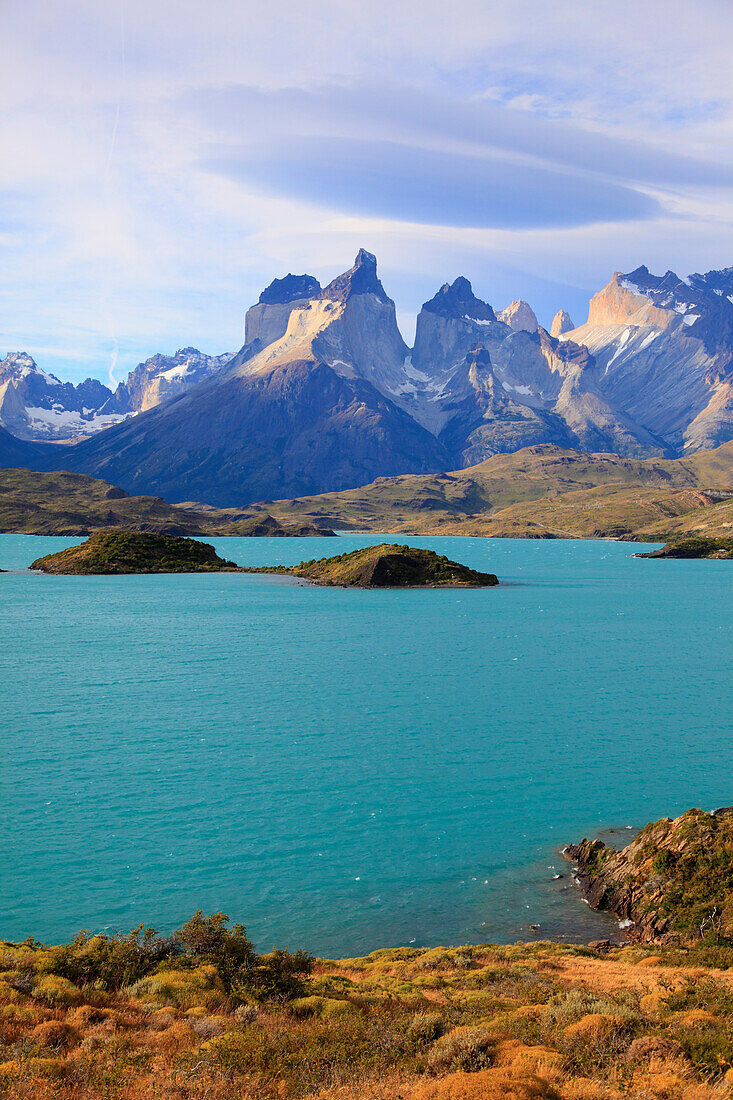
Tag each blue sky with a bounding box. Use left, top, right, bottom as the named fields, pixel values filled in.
left=2, top=0, right=733, bottom=384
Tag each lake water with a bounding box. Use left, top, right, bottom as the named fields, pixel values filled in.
left=1, top=533, right=731, bottom=956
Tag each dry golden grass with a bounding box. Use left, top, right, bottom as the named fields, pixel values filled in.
left=2, top=939, right=733, bottom=1098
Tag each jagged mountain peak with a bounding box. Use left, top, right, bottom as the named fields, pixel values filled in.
left=497, top=300, right=538, bottom=333
left=320, top=248, right=390, bottom=304
left=421, top=277, right=495, bottom=322
left=550, top=310, right=575, bottom=337
left=258, top=273, right=321, bottom=305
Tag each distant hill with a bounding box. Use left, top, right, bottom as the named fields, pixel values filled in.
left=0, top=469, right=334, bottom=537
left=251, top=442, right=733, bottom=541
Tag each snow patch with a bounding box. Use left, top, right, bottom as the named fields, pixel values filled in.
left=502, top=381, right=533, bottom=396
left=25, top=406, right=129, bottom=435
left=604, top=328, right=631, bottom=372
left=682, top=314, right=699, bottom=326
left=159, top=363, right=192, bottom=381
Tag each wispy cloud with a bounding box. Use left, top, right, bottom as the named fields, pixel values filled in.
left=0, top=0, right=732, bottom=380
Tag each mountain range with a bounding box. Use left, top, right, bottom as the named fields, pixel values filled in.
left=3, top=250, right=733, bottom=505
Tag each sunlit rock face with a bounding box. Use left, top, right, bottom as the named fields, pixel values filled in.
left=245, top=274, right=322, bottom=347
left=110, top=348, right=233, bottom=414
left=497, top=300, right=539, bottom=333
left=562, top=266, right=733, bottom=453
left=551, top=310, right=575, bottom=337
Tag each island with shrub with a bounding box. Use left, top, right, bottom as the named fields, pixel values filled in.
left=30, top=532, right=499, bottom=587
left=636, top=536, right=733, bottom=559
left=243, top=542, right=499, bottom=588
left=30, top=530, right=242, bottom=575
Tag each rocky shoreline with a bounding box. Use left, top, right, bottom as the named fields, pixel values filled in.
left=563, top=807, right=733, bottom=944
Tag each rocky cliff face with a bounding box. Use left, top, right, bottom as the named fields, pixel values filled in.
left=409, top=279, right=657, bottom=461
left=550, top=310, right=574, bottom=337
left=244, top=274, right=322, bottom=346
left=564, top=807, right=733, bottom=943
left=562, top=266, right=733, bottom=453
left=109, top=347, right=232, bottom=414
left=497, top=300, right=538, bottom=333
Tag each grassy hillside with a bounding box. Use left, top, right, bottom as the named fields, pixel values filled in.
left=257, top=443, right=733, bottom=540
left=4, top=913, right=733, bottom=1098
left=0, top=469, right=333, bottom=536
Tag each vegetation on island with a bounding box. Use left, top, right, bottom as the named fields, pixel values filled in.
left=7, top=907, right=733, bottom=1098
left=30, top=530, right=241, bottom=575
left=0, top=469, right=334, bottom=537
left=244, top=543, right=499, bottom=587
left=636, top=537, right=733, bottom=559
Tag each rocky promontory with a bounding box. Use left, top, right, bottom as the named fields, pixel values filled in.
left=31, top=530, right=241, bottom=575
left=564, top=807, right=733, bottom=943
left=246, top=543, right=499, bottom=588
left=637, top=536, right=733, bottom=559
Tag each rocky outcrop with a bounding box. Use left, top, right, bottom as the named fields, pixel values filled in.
left=636, top=536, right=733, bottom=559
left=564, top=807, right=733, bottom=943
left=497, top=300, right=538, bottom=333
left=562, top=266, right=733, bottom=454
left=110, top=347, right=232, bottom=414
left=550, top=310, right=574, bottom=337
left=247, top=543, right=499, bottom=587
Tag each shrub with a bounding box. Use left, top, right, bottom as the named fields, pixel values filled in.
left=130, top=964, right=226, bottom=1010
left=188, top=1014, right=229, bottom=1039
left=407, top=1011, right=448, bottom=1046
left=30, top=1020, right=79, bottom=1049
left=234, top=1002, right=259, bottom=1025
left=288, top=995, right=325, bottom=1017
left=426, top=1026, right=496, bottom=1074
left=32, top=974, right=82, bottom=1006
left=51, top=926, right=173, bottom=991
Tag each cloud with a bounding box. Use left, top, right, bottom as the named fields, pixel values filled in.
left=207, top=136, right=660, bottom=230
left=0, top=0, right=733, bottom=381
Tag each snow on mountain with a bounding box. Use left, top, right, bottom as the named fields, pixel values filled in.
left=561, top=266, right=733, bottom=452
left=109, top=347, right=233, bottom=413
left=0, top=353, right=126, bottom=441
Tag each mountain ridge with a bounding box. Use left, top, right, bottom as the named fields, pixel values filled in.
left=3, top=251, right=733, bottom=505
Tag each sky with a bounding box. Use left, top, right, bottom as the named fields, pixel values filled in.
left=2, top=0, right=733, bottom=385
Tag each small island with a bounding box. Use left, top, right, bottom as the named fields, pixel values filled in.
left=29, top=533, right=498, bottom=586
left=30, top=530, right=241, bottom=575
left=636, top=536, right=733, bottom=559
left=245, top=542, right=499, bottom=588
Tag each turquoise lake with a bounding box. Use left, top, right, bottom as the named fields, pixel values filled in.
left=1, top=533, right=731, bottom=956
